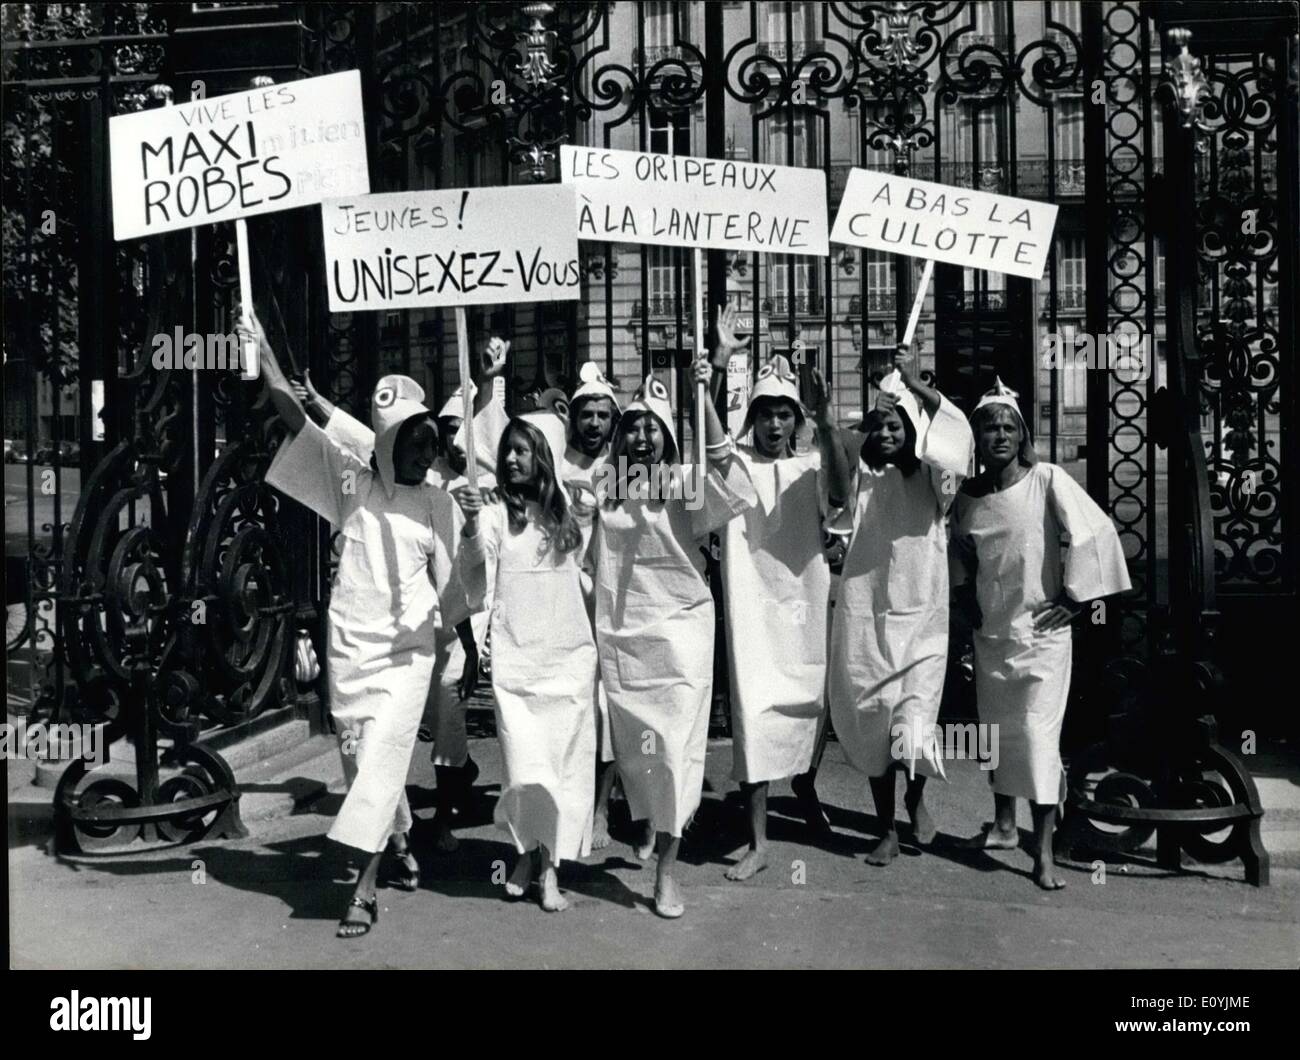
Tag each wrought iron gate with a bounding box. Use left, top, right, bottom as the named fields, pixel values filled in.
left=3, top=2, right=1294, bottom=862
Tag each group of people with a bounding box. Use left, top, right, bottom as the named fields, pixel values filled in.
left=241, top=299, right=1130, bottom=939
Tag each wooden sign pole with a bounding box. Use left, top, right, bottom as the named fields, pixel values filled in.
left=692, top=246, right=706, bottom=471
left=455, top=306, right=477, bottom=490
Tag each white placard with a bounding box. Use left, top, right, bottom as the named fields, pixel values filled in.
left=562, top=145, right=829, bottom=256
left=320, top=185, right=581, bottom=312
left=831, top=169, right=1059, bottom=280
left=110, top=70, right=370, bottom=240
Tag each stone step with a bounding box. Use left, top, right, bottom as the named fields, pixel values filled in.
left=31, top=710, right=311, bottom=789
left=234, top=734, right=344, bottom=823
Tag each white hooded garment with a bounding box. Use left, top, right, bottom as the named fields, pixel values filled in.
left=456, top=499, right=598, bottom=863
left=592, top=446, right=756, bottom=837
left=264, top=398, right=458, bottom=854
left=950, top=461, right=1131, bottom=804
left=719, top=443, right=832, bottom=783
left=311, top=401, right=504, bottom=770
left=828, top=394, right=973, bottom=780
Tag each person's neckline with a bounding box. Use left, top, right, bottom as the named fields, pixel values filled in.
left=974, top=462, right=1034, bottom=497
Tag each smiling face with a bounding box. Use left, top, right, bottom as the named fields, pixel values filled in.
left=752, top=398, right=799, bottom=457
left=867, top=408, right=907, bottom=460
left=573, top=396, right=616, bottom=457
left=501, top=426, right=537, bottom=488
left=393, top=415, right=439, bottom=484
left=976, top=404, right=1023, bottom=471
left=620, top=411, right=667, bottom=470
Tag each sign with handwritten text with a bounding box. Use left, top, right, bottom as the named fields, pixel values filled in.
left=562, top=145, right=829, bottom=256
left=320, top=184, right=581, bottom=311
left=830, top=169, right=1059, bottom=279
left=109, top=70, right=369, bottom=240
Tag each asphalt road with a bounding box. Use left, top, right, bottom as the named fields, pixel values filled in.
left=9, top=737, right=1298, bottom=969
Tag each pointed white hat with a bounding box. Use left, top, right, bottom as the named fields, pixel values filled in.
left=622, top=373, right=678, bottom=459
left=971, top=376, right=1036, bottom=464
left=371, top=374, right=433, bottom=497
left=571, top=361, right=621, bottom=411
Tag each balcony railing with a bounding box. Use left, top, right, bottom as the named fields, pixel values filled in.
left=849, top=292, right=898, bottom=314
left=756, top=39, right=826, bottom=62
left=632, top=44, right=700, bottom=66
left=763, top=293, right=826, bottom=315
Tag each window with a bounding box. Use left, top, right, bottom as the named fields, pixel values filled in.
left=962, top=266, right=1006, bottom=310
left=1056, top=235, right=1086, bottom=311
left=761, top=110, right=818, bottom=167
left=645, top=246, right=693, bottom=316
left=768, top=259, right=820, bottom=314
left=648, top=106, right=690, bottom=156
left=645, top=1, right=689, bottom=50
left=865, top=251, right=893, bottom=312
left=1058, top=96, right=1084, bottom=161
left=1056, top=323, right=1087, bottom=409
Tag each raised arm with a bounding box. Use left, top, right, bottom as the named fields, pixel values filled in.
left=293, top=371, right=337, bottom=429
left=474, top=336, right=510, bottom=416
left=808, top=367, right=850, bottom=510
left=692, top=353, right=728, bottom=453
left=241, top=312, right=306, bottom=435
left=708, top=301, right=750, bottom=404
left=894, top=342, right=941, bottom=416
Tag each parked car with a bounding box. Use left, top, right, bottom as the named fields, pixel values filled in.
left=6, top=444, right=26, bottom=464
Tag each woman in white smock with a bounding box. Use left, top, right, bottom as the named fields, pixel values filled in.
left=950, top=378, right=1131, bottom=890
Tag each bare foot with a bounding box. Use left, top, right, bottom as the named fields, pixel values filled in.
left=958, top=823, right=1018, bottom=851
left=505, top=851, right=536, bottom=898
left=907, top=797, right=937, bottom=846
left=591, top=812, right=611, bottom=851
left=865, top=831, right=900, bottom=866
left=724, top=847, right=769, bottom=881
left=654, top=874, right=685, bottom=918
left=634, top=821, right=655, bottom=861
left=432, top=818, right=459, bottom=854
left=792, top=772, right=832, bottom=834
left=538, top=866, right=570, bottom=912
left=1033, top=860, right=1067, bottom=891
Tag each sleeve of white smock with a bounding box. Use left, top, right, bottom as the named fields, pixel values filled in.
left=428, top=486, right=477, bottom=628
left=1045, top=464, right=1133, bottom=603
left=451, top=500, right=501, bottom=615
left=322, top=404, right=376, bottom=464
left=264, top=411, right=367, bottom=527
left=690, top=435, right=760, bottom=538
left=920, top=393, right=975, bottom=515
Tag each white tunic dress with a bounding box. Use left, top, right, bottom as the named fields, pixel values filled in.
left=828, top=397, right=972, bottom=780
left=593, top=458, right=755, bottom=836
left=265, top=415, right=457, bottom=854
left=458, top=500, right=598, bottom=863
left=563, top=445, right=615, bottom=765
left=718, top=445, right=831, bottom=783
left=313, top=406, right=492, bottom=770
left=950, top=462, right=1131, bottom=804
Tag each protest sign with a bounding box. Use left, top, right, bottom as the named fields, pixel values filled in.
left=109, top=70, right=369, bottom=241
left=830, top=169, right=1059, bottom=280
left=562, top=145, right=829, bottom=257
left=320, top=184, right=581, bottom=313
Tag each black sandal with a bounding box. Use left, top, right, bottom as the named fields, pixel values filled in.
left=386, top=848, right=421, bottom=891
left=336, top=894, right=378, bottom=938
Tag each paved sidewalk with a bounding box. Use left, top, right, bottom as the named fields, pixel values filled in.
left=8, top=734, right=1299, bottom=969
